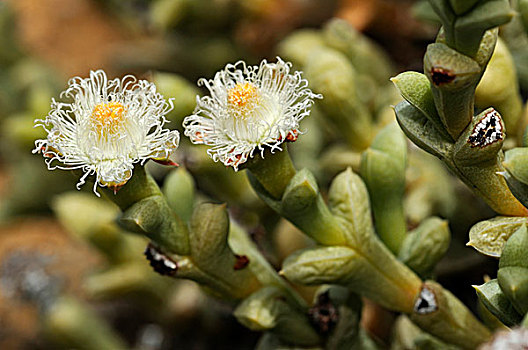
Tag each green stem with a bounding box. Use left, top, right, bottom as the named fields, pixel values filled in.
left=229, top=222, right=308, bottom=308
left=104, top=165, right=191, bottom=255
left=245, top=147, right=297, bottom=199
left=372, top=198, right=407, bottom=254
left=102, top=165, right=161, bottom=210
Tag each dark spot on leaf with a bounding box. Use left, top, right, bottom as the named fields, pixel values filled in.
left=308, top=291, right=339, bottom=334
left=468, top=109, right=503, bottom=148
left=233, top=254, right=250, bottom=270
left=414, top=285, right=438, bottom=315
left=431, top=67, right=455, bottom=85
left=144, top=243, right=178, bottom=276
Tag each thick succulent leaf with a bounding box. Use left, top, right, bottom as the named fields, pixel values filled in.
left=468, top=216, right=528, bottom=257
left=391, top=71, right=451, bottom=140
left=328, top=168, right=374, bottom=247
left=394, top=101, right=453, bottom=160
left=504, top=147, right=528, bottom=186
left=474, top=279, right=523, bottom=327
left=500, top=169, right=528, bottom=210
left=398, top=217, right=451, bottom=277
left=233, top=287, right=320, bottom=346
left=498, top=266, right=528, bottom=315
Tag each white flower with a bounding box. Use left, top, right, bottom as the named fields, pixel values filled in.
left=183, top=57, right=321, bottom=170
left=33, top=70, right=179, bottom=196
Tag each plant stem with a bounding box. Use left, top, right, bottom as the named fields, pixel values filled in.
left=245, top=147, right=297, bottom=200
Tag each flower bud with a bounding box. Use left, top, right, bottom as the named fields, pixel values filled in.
left=474, top=279, right=523, bottom=327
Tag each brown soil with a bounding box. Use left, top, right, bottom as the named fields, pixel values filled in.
left=6, top=0, right=129, bottom=77
left=0, top=218, right=100, bottom=349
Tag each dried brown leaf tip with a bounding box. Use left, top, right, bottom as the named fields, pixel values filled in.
left=144, top=243, right=178, bottom=276
left=233, top=254, right=250, bottom=270
left=468, top=109, right=503, bottom=148
left=430, top=67, right=456, bottom=86
left=414, top=285, right=437, bottom=315
left=308, top=291, right=339, bottom=334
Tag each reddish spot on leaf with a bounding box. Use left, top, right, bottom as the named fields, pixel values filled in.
left=308, top=291, right=339, bottom=334
left=233, top=254, right=250, bottom=270
left=430, top=67, right=455, bottom=86
left=153, top=159, right=179, bottom=167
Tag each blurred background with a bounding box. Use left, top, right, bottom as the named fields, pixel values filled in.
left=0, top=0, right=524, bottom=349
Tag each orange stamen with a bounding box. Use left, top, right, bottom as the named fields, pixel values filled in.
left=91, top=102, right=125, bottom=134
left=227, top=82, right=259, bottom=114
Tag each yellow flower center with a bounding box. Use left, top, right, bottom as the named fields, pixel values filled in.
left=91, top=102, right=126, bottom=135
left=227, top=82, right=259, bottom=116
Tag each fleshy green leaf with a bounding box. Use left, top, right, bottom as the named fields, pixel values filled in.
left=394, top=101, right=453, bottom=160
left=468, top=216, right=528, bottom=257
left=391, top=71, right=451, bottom=140
left=474, top=279, right=523, bottom=327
